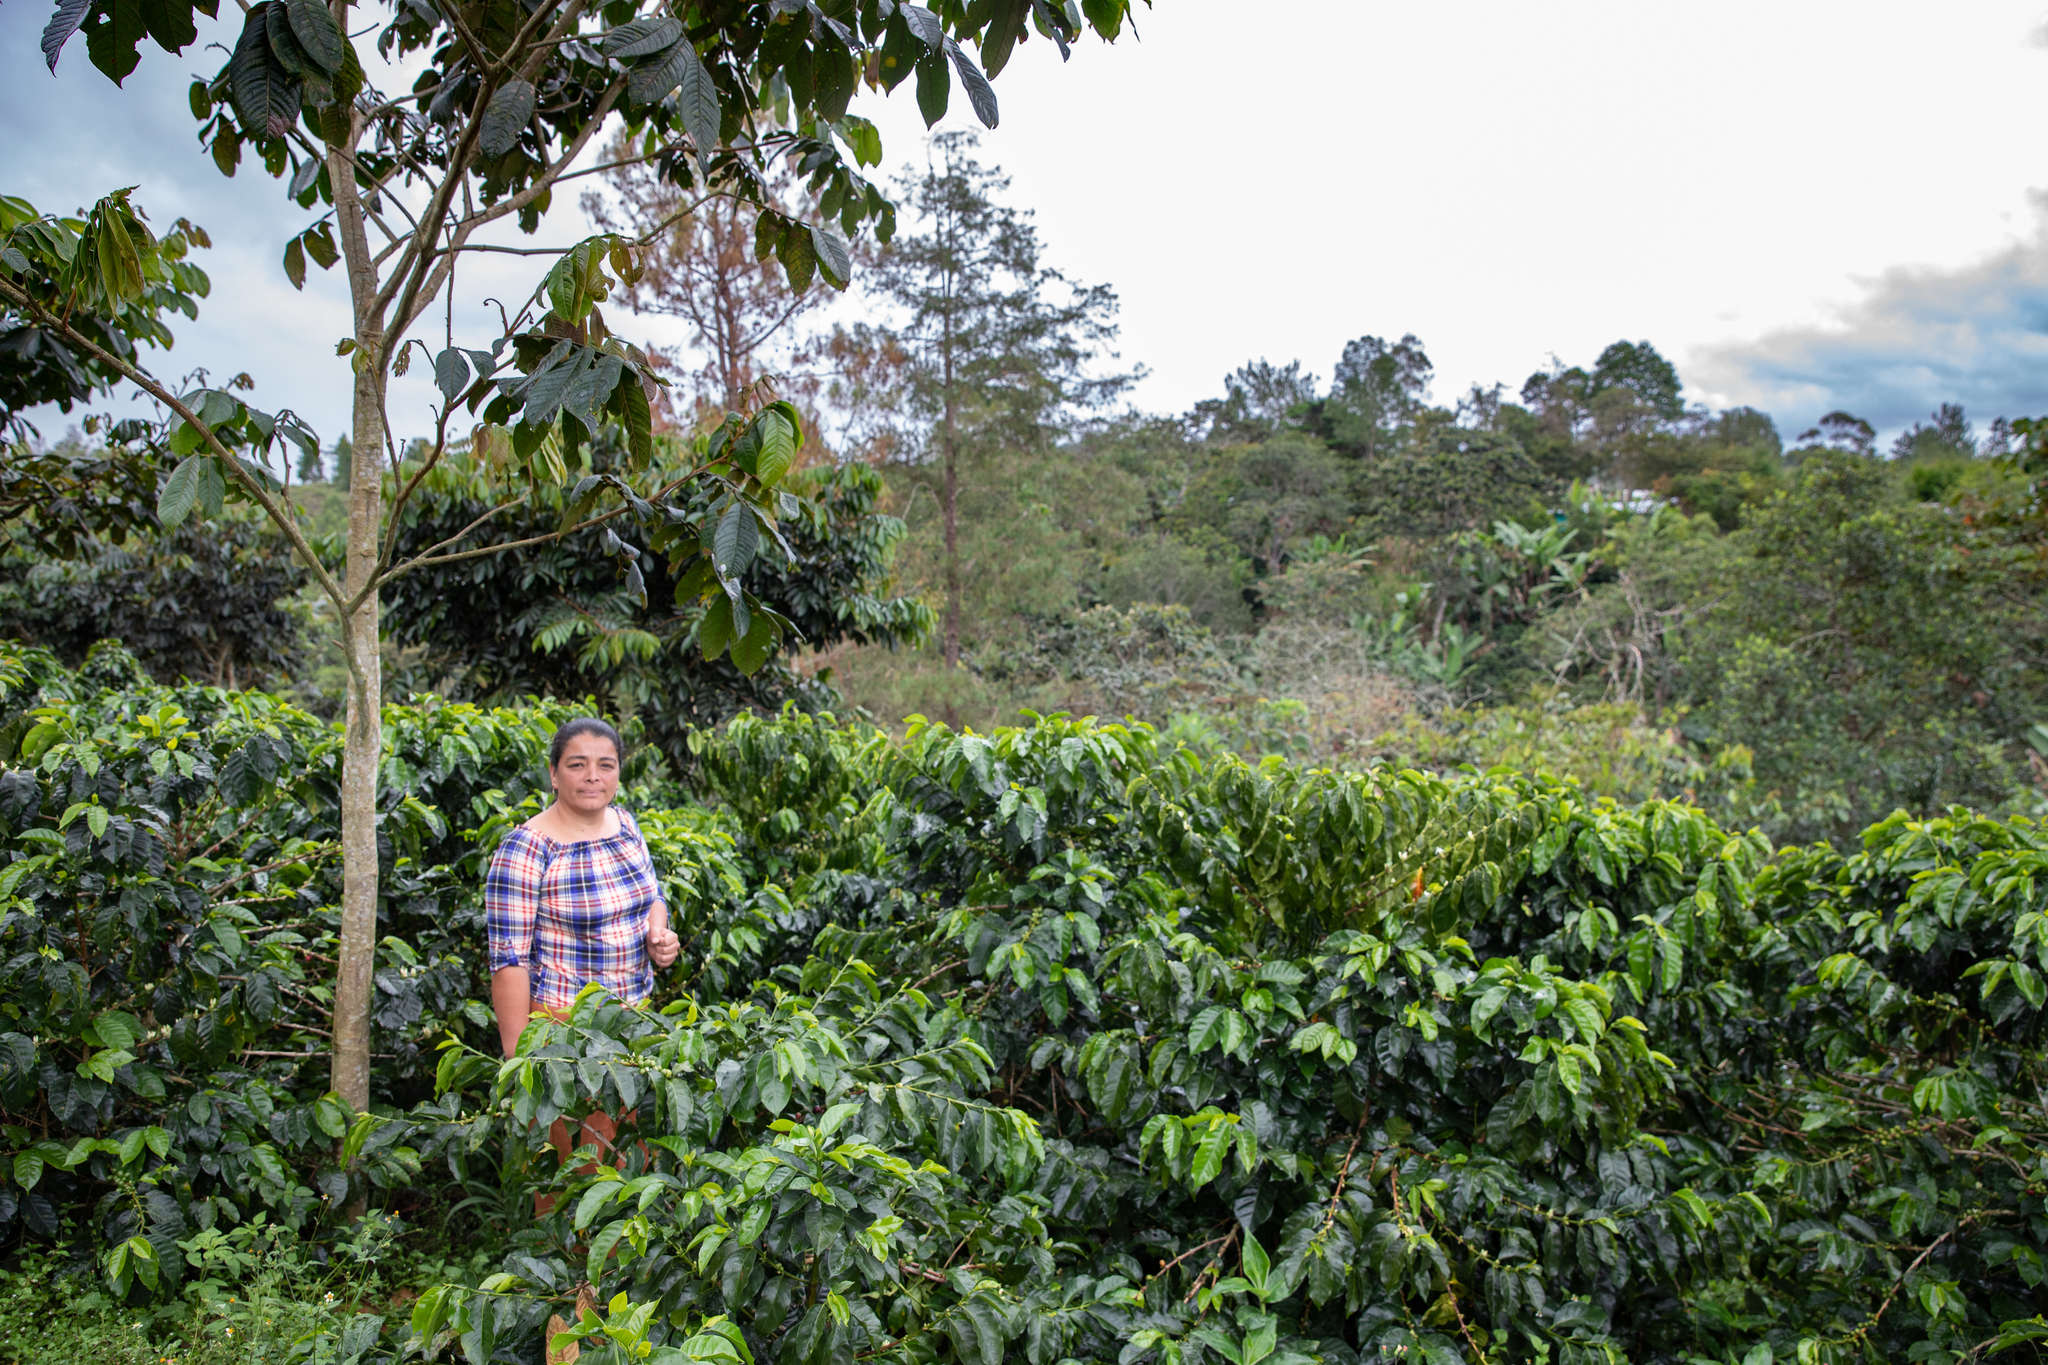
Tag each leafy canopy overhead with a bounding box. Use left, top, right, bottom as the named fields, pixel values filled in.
left=43, top=0, right=1146, bottom=295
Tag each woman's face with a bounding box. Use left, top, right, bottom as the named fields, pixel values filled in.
left=551, top=733, right=621, bottom=816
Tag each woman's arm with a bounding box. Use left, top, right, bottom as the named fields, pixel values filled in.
left=625, top=811, right=680, bottom=970
left=491, top=966, right=532, bottom=1058
left=485, top=831, right=547, bottom=1057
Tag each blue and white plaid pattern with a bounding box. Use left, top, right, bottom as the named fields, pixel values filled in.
left=485, top=807, right=663, bottom=1009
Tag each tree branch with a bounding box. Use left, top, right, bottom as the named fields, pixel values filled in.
left=0, top=275, right=361, bottom=696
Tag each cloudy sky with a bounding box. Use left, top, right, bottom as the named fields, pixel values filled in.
left=5, top=0, right=2046, bottom=449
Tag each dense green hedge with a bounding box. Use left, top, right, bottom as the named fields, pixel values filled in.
left=1, top=642, right=2042, bottom=1364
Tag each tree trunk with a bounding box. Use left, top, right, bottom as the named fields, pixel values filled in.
left=331, top=354, right=384, bottom=1113
left=326, top=80, right=384, bottom=1116
left=716, top=206, right=745, bottom=414
left=941, top=336, right=959, bottom=669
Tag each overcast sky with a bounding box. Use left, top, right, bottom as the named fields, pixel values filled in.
left=5, top=0, right=2046, bottom=449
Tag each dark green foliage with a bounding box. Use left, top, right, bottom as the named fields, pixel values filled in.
left=48, top=0, right=1142, bottom=292
left=0, top=513, right=312, bottom=691
left=2, top=647, right=2046, bottom=1361
left=1354, top=418, right=1551, bottom=539
left=1675, top=453, right=2047, bottom=842
left=1165, top=434, right=1351, bottom=575
left=1321, top=333, right=1433, bottom=461
left=381, top=455, right=930, bottom=768
left=1589, top=340, right=1684, bottom=425
left=381, top=711, right=2043, bottom=1365
left=0, top=642, right=743, bottom=1267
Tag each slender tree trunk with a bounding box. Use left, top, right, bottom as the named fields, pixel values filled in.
left=332, top=354, right=384, bottom=1113
left=714, top=202, right=744, bottom=414
left=326, top=76, right=384, bottom=1115
left=940, top=315, right=959, bottom=669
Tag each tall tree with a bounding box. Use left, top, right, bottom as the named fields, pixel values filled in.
left=1322, top=331, right=1432, bottom=460
left=588, top=150, right=852, bottom=427
left=1891, top=401, right=1977, bottom=461
left=13, top=0, right=1144, bottom=1114
left=1589, top=338, right=1684, bottom=423
left=841, top=131, right=1131, bottom=666
left=1793, top=409, right=1877, bottom=458
left=1709, top=405, right=1782, bottom=459
left=382, top=448, right=930, bottom=762
left=1190, top=357, right=1318, bottom=444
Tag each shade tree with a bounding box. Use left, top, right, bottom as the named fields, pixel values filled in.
left=12, top=0, right=1148, bottom=1112
left=380, top=448, right=932, bottom=765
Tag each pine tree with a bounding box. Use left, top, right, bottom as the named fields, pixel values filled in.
left=837, top=133, right=1131, bottom=665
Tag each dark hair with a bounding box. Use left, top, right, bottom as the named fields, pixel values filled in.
left=548, top=717, right=624, bottom=769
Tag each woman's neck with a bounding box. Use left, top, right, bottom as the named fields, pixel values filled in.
left=542, top=800, right=614, bottom=840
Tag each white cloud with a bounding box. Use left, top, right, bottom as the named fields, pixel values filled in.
left=1691, top=194, right=2048, bottom=435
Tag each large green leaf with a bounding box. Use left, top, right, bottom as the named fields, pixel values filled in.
left=945, top=39, right=999, bottom=128
left=545, top=238, right=611, bottom=322
left=776, top=223, right=816, bottom=294
left=613, top=372, right=654, bottom=464
left=713, top=502, right=759, bottom=577
left=729, top=609, right=776, bottom=674
left=433, top=348, right=470, bottom=405
left=41, top=0, right=92, bottom=73
left=225, top=6, right=299, bottom=139
left=1081, top=0, right=1125, bottom=40
left=92, top=206, right=145, bottom=307
left=284, top=0, right=342, bottom=72
left=675, top=42, right=722, bottom=170
left=809, top=223, right=852, bottom=290
left=157, top=454, right=203, bottom=527
left=83, top=0, right=146, bottom=82
left=263, top=0, right=310, bottom=76
left=900, top=4, right=943, bottom=49
left=914, top=49, right=949, bottom=128
left=978, top=0, right=1027, bottom=77
left=520, top=343, right=588, bottom=427
left=602, top=16, right=683, bottom=58
left=754, top=408, right=797, bottom=487
left=698, top=594, right=734, bottom=659
left=478, top=79, right=535, bottom=158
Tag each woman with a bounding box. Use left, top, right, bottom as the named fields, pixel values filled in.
left=485, top=716, right=682, bottom=1058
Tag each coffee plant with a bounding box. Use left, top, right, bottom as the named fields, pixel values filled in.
left=1, top=640, right=2042, bottom=1363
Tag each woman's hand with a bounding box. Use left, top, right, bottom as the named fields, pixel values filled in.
left=646, top=922, right=681, bottom=969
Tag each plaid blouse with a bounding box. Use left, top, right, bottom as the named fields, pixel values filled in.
left=485, top=807, right=666, bottom=1010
